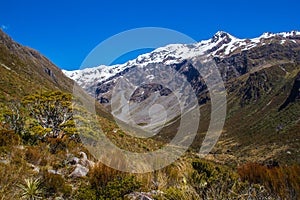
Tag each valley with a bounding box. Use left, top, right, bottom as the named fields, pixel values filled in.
left=0, top=29, right=299, bottom=199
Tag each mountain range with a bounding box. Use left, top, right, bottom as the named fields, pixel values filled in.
left=64, top=30, right=300, bottom=164
left=63, top=30, right=300, bottom=93
left=0, top=28, right=300, bottom=199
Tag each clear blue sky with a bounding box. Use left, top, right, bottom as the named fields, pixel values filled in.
left=0, top=0, right=299, bottom=70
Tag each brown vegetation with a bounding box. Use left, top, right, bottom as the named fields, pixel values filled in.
left=238, top=162, right=300, bottom=199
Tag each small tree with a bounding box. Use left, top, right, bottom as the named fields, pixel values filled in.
left=22, top=91, right=75, bottom=139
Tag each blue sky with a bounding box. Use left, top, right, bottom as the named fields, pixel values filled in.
left=0, top=0, right=299, bottom=70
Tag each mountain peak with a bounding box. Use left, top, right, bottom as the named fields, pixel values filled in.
left=211, top=31, right=236, bottom=43
left=64, top=30, right=300, bottom=89
left=259, top=30, right=300, bottom=39
left=214, top=30, right=230, bottom=36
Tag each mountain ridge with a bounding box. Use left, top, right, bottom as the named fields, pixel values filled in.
left=0, top=29, right=74, bottom=100
left=63, top=30, right=300, bottom=92
left=63, top=30, right=300, bottom=164
left=1, top=28, right=299, bottom=199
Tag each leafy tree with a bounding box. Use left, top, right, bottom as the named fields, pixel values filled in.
left=22, top=91, right=75, bottom=139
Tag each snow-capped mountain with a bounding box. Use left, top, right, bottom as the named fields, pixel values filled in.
left=63, top=30, right=300, bottom=134
left=63, top=30, right=300, bottom=92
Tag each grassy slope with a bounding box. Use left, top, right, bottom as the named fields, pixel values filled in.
left=0, top=30, right=74, bottom=100
left=157, top=61, right=300, bottom=165
left=0, top=30, right=299, bottom=199
left=0, top=29, right=162, bottom=154
left=201, top=63, right=300, bottom=165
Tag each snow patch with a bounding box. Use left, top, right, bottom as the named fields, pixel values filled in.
left=63, top=30, right=300, bottom=90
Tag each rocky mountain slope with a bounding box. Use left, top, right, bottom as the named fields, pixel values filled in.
left=64, top=30, right=300, bottom=164
left=0, top=29, right=166, bottom=158
left=0, top=29, right=299, bottom=199
left=63, top=31, right=300, bottom=93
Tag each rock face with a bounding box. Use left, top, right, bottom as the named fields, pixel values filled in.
left=279, top=72, right=300, bottom=110
left=129, top=83, right=173, bottom=103
left=239, top=70, right=272, bottom=106
left=64, top=31, right=300, bottom=163
left=64, top=31, right=300, bottom=109
left=64, top=31, right=300, bottom=132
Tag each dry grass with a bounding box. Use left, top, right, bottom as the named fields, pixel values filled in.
left=238, top=162, right=300, bottom=199
left=0, top=147, right=35, bottom=200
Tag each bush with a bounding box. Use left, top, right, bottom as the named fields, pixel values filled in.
left=102, top=176, right=140, bottom=199
left=0, top=130, right=20, bottom=146
left=187, top=159, right=272, bottom=199
left=74, top=184, right=97, bottom=200
left=22, top=91, right=74, bottom=139
left=47, top=138, right=67, bottom=154
left=89, top=162, right=140, bottom=199
left=40, top=170, right=72, bottom=198
left=238, top=162, right=300, bottom=199
left=25, top=146, right=43, bottom=165
left=162, top=186, right=199, bottom=200
left=18, top=178, right=42, bottom=200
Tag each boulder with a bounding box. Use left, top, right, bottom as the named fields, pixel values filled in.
left=69, top=164, right=89, bottom=178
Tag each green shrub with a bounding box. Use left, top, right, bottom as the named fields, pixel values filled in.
left=162, top=186, right=199, bottom=200
left=74, top=186, right=96, bottom=200
left=188, top=159, right=270, bottom=199
left=89, top=162, right=140, bottom=199
left=18, top=178, right=42, bottom=200
left=101, top=176, right=141, bottom=199
left=0, top=130, right=20, bottom=146
left=40, top=170, right=72, bottom=198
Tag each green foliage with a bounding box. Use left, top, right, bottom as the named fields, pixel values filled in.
left=18, top=178, right=42, bottom=200
left=88, top=162, right=141, bottom=199
left=101, top=176, right=141, bottom=199
left=0, top=91, right=83, bottom=145
left=23, top=91, right=75, bottom=139
left=162, top=186, right=200, bottom=200
left=74, top=184, right=97, bottom=200
left=1, top=101, right=26, bottom=136
left=40, top=170, right=72, bottom=198
left=0, top=129, right=20, bottom=146
left=75, top=172, right=140, bottom=200
left=177, top=159, right=272, bottom=199
left=191, top=160, right=237, bottom=189
left=190, top=160, right=236, bottom=198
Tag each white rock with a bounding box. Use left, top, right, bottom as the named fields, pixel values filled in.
left=0, top=159, right=9, bottom=165
left=69, top=164, right=89, bottom=178
left=48, top=169, right=62, bottom=175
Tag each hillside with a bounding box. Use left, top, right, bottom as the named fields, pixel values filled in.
left=65, top=31, right=300, bottom=165
left=0, top=29, right=75, bottom=100
left=0, top=30, right=299, bottom=199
